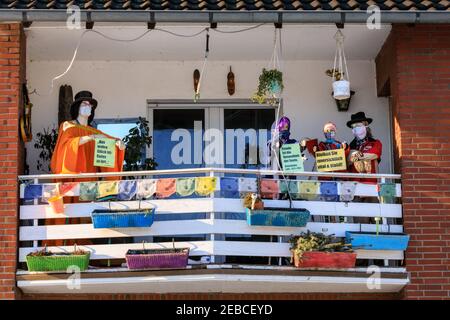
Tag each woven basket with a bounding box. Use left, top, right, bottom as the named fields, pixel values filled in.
left=91, top=207, right=154, bottom=229
left=126, top=247, right=190, bottom=270
left=26, top=252, right=90, bottom=272
left=246, top=207, right=310, bottom=227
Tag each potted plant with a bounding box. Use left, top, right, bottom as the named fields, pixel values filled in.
left=26, top=244, right=90, bottom=272
left=289, top=231, right=356, bottom=268
left=252, top=68, right=284, bottom=106
left=326, top=69, right=355, bottom=112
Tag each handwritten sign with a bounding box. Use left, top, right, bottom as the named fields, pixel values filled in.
left=94, top=138, right=116, bottom=168
left=316, top=148, right=347, bottom=172
left=280, top=144, right=304, bottom=173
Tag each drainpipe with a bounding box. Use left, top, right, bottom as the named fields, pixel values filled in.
left=0, top=10, right=449, bottom=24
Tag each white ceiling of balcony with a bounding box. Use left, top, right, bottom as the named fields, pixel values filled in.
left=26, top=22, right=391, bottom=61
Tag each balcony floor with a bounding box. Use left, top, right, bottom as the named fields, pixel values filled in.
left=17, top=264, right=409, bottom=294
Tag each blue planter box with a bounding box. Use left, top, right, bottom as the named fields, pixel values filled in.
left=345, top=231, right=410, bottom=250
left=91, top=208, right=155, bottom=229
left=246, top=208, right=310, bottom=227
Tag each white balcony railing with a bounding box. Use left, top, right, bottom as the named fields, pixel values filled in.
left=17, top=168, right=409, bottom=294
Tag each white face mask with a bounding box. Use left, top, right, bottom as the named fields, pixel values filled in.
left=352, top=126, right=367, bottom=140
left=79, top=104, right=92, bottom=117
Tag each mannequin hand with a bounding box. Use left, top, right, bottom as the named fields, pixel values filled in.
left=312, top=146, right=317, bottom=153
left=116, top=140, right=126, bottom=150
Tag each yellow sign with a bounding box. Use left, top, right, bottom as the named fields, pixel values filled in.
left=316, top=148, right=347, bottom=172
left=94, top=138, right=116, bottom=168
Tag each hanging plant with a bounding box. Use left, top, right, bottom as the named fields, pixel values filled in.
left=331, top=30, right=351, bottom=100
left=289, top=231, right=353, bottom=260
left=252, top=68, right=284, bottom=106
left=326, top=68, right=355, bottom=112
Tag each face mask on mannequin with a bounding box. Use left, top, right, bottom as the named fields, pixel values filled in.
left=324, top=131, right=336, bottom=142
left=279, top=130, right=290, bottom=142
left=79, top=103, right=92, bottom=117
left=352, top=125, right=367, bottom=140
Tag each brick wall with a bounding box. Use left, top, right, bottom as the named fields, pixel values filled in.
left=376, top=24, right=450, bottom=300
left=0, top=23, right=25, bottom=300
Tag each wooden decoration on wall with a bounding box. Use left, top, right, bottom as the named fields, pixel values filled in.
left=193, top=69, right=200, bottom=93
left=227, top=66, right=235, bottom=96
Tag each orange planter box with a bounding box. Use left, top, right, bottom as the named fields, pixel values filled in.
left=293, top=251, right=357, bottom=269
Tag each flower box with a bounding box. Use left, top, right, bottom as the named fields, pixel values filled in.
left=293, top=251, right=357, bottom=269
left=345, top=231, right=410, bottom=251
left=246, top=208, right=310, bottom=227
left=126, top=248, right=190, bottom=270
left=91, top=207, right=154, bottom=229
left=26, top=252, right=90, bottom=272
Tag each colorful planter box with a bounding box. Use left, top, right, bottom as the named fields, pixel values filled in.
left=91, top=208, right=155, bottom=228
left=293, top=251, right=357, bottom=269
left=126, top=248, right=190, bottom=270
left=246, top=208, right=310, bottom=227
left=26, top=253, right=90, bottom=272
left=346, top=231, right=410, bottom=250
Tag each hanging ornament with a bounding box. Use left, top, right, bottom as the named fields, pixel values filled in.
left=194, top=28, right=210, bottom=102
left=227, top=66, right=235, bottom=96
left=331, top=30, right=351, bottom=100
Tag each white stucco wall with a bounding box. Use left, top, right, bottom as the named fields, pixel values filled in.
left=26, top=59, right=392, bottom=174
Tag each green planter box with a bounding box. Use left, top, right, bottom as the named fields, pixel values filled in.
left=26, top=253, right=90, bottom=272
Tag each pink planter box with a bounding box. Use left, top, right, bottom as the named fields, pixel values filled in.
left=293, top=251, right=357, bottom=269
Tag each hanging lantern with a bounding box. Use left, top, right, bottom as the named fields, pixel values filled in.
left=332, top=30, right=351, bottom=100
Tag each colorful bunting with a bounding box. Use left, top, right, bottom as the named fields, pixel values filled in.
left=60, top=182, right=80, bottom=197
left=195, top=177, right=217, bottom=196
left=260, top=179, right=279, bottom=199
left=319, top=181, right=338, bottom=202
left=42, top=183, right=60, bottom=203
left=176, top=178, right=196, bottom=197
left=117, top=180, right=137, bottom=201
left=156, top=178, right=176, bottom=198
left=79, top=182, right=98, bottom=201
left=298, top=181, right=319, bottom=201
left=136, top=179, right=157, bottom=200
left=378, top=183, right=396, bottom=204
left=220, top=177, right=239, bottom=198
left=339, top=181, right=357, bottom=202
left=238, top=178, right=258, bottom=193
left=24, top=184, right=43, bottom=200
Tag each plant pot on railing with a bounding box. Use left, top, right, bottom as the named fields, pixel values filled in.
left=126, top=242, right=189, bottom=270
left=91, top=202, right=155, bottom=229
left=26, top=245, right=90, bottom=272
left=293, top=251, right=357, bottom=269
left=289, top=231, right=355, bottom=269
left=345, top=231, right=410, bottom=251
left=246, top=208, right=310, bottom=227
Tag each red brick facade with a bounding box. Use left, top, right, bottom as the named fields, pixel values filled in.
left=376, top=24, right=450, bottom=300
left=0, top=23, right=25, bottom=300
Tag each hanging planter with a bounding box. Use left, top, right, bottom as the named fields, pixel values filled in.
left=331, top=90, right=355, bottom=112
left=26, top=245, right=90, bottom=272
left=246, top=207, right=310, bottom=227
left=91, top=202, right=155, bottom=229
left=331, top=30, right=351, bottom=100
left=252, top=68, right=284, bottom=106
left=289, top=231, right=356, bottom=269
left=126, top=241, right=189, bottom=270
left=345, top=231, right=410, bottom=251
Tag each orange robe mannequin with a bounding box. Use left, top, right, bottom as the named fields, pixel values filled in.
left=44, top=121, right=125, bottom=247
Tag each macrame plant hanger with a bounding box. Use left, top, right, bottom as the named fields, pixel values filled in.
left=332, top=30, right=351, bottom=100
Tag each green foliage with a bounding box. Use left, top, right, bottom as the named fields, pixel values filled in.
left=122, top=117, right=158, bottom=171
left=289, top=231, right=353, bottom=260
left=34, top=126, right=58, bottom=172
left=326, top=68, right=345, bottom=81
left=252, top=68, right=284, bottom=106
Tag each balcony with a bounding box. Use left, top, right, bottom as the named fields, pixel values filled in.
left=17, top=168, right=409, bottom=294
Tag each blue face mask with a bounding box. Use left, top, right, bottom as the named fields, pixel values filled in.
left=279, top=131, right=290, bottom=141
left=324, top=131, right=336, bottom=142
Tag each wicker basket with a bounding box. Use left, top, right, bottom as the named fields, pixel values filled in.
left=26, top=246, right=90, bottom=272
left=246, top=207, right=310, bottom=227
left=126, top=247, right=190, bottom=270
left=91, top=207, right=155, bottom=229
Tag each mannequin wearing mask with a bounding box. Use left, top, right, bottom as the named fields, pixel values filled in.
left=346, top=112, right=382, bottom=184
left=309, top=122, right=350, bottom=179
left=51, top=90, right=125, bottom=176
